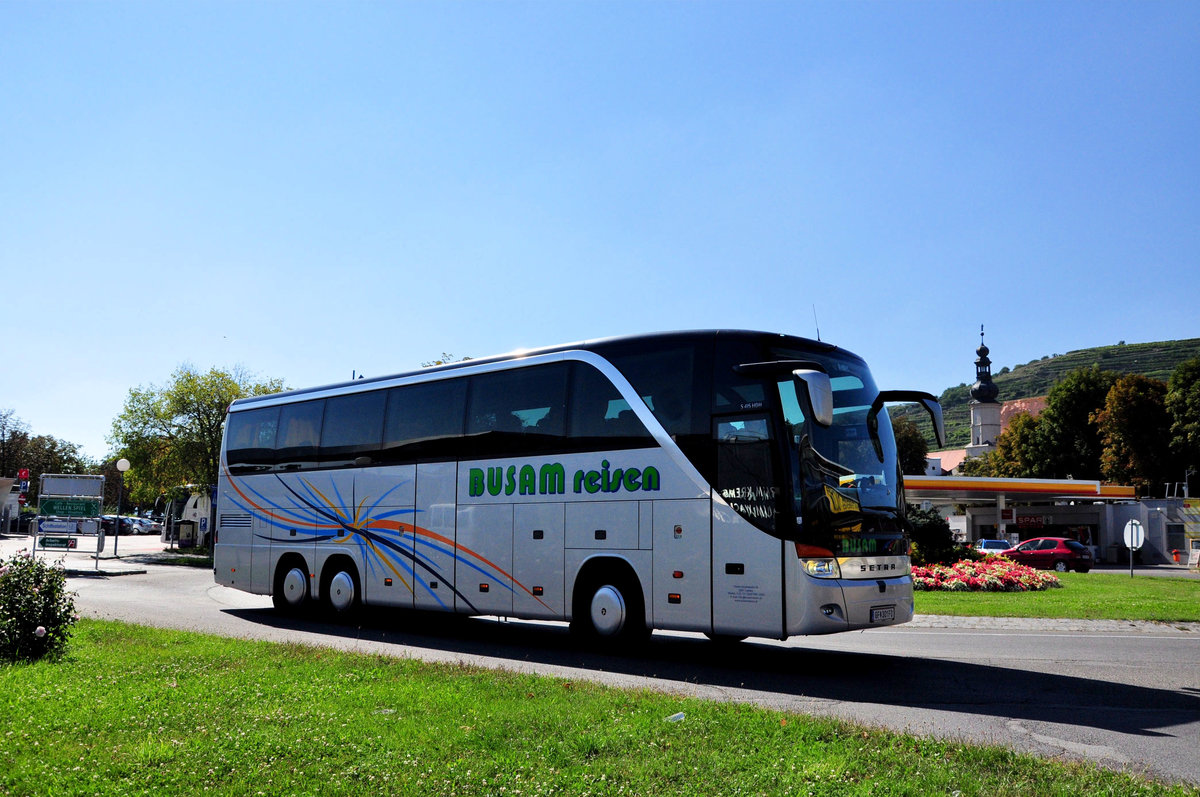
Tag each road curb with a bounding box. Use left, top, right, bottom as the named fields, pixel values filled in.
left=911, top=613, right=1200, bottom=633
left=65, top=567, right=149, bottom=577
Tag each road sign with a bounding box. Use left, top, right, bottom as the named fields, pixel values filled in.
left=39, top=497, right=102, bottom=517
left=40, top=473, right=104, bottom=497
left=38, top=518, right=77, bottom=535
left=1122, top=519, right=1145, bottom=579
left=1123, top=519, right=1145, bottom=550
left=18, top=468, right=29, bottom=480
left=38, top=535, right=78, bottom=550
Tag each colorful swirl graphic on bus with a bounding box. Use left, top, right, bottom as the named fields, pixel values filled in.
left=221, top=468, right=550, bottom=614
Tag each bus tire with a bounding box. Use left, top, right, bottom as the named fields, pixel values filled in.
left=321, top=559, right=360, bottom=618
left=272, top=560, right=310, bottom=613
left=571, top=566, right=647, bottom=646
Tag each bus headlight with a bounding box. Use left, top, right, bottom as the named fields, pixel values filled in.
left=801, top=558, right=841, bottom=579
left=794, top=543, right=841, bottom=579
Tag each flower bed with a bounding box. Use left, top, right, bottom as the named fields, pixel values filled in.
left=912, top=556, right=1061, bottom=592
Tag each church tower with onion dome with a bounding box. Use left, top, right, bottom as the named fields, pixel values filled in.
left=966, top=326, right=1002, bottom=459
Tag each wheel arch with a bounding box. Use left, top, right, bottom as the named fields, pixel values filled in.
left=273, top=551, right=311, bottom=594
left=570, top=554, right=647, bottom=626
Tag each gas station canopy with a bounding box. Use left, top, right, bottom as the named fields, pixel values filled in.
left=904, top=476, right=1136, bottom=505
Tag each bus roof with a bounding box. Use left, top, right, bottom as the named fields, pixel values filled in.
left=229, top=328, right=849, bottom=411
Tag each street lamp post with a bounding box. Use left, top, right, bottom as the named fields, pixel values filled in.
left=114, top=458, right=130, bottom=558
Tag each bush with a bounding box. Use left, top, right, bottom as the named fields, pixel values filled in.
left=0, top=552, right=79, bottom=663
left=906, top=504, right=959, bottom=566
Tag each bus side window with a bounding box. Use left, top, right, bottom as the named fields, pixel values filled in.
left=382, top=379, right=468, bottom=463
left=320, top=390, right=386, bottom=467
left=226, top=407, right=279, bottom=473
left=601, top=345, right=698, bottom=440
left=275, top=399, right=324, bottom=471
left=568, top=362, right=654, bottom=446
left=466, top=364, right=568, bottom=458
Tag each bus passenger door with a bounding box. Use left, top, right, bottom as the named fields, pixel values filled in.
left=413, top=462, right=459, bottom=613
left=513, top=503, right=565, bottom=619
left=710, top=414, right=785, bottom=637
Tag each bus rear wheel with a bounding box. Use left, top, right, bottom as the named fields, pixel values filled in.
left=321, top=562, right=360, bottom=618
left=272, top=565, right=310, bottom=613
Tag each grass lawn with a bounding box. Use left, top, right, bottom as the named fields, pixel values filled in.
left=915, top=571, right=1200, bottom=622
left=3, top=620, right=1195, bottom=796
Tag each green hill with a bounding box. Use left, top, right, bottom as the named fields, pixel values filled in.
left=895, top=338, right=1200, bottom=449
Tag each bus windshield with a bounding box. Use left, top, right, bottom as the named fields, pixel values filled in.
left=776, top=358, right=907, bottom=557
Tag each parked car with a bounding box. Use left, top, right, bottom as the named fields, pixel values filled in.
left=974, top=539, right=1011, bottom=556
left=100, top=515, right=140, bottom=536
left=1001, top=537, right=1093, bottom=573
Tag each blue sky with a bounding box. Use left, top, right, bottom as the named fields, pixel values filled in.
left=2, top=2, right=1197, bottom=461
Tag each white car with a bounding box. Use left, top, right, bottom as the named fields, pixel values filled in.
left=974, top=539, right=1011, bottom=556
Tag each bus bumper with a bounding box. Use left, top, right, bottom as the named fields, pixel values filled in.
left=785, top=573, right=914, bottom=636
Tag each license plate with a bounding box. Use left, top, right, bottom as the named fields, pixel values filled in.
left=870, top=605, right=895, bottom=623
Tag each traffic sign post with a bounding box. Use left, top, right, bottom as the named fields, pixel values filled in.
left=36, top=472, right=106, bottom=571
left=1123, top=519, right=1144, bottom=578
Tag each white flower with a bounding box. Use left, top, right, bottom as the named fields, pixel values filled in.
left=35, top=626, right=47, bottom=638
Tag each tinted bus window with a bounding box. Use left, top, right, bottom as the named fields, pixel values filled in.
left=225, top=406, right=279, bottom=472
left=602, top=346, right=697, bottom=439
left=321, top=390, right=386, bottom=467
left=714, top=415, right=778, bottom=533
left=382, top=379, right=468, bottom=463
left=276, top=400, right=324, bottom=471
left=466, top=364, right=568, bottom=457
left=568, top=362, right=654, bottom=447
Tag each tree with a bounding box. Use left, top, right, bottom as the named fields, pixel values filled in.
left=109, top=365, right=285, bottom=503
left=0, top=409, right=30, bottom=478
left=422, top=352, right=471, bottom=367
left=13, top=435, right=89, bottom=502
left=958, top=448, right=1000, bottom=477
left=1035, top=366, right=1120, bottom=480
left=958, top=413, right=1043, bottom=478
left=0, top=410, right=90, bottom=502
left=1093, top=374, right=1171, bottom=494
left=892, top=415, right=929, bottom=475
left=906, top=504, right=958, bottom=565
left=1166, top=357, right=1200, bottom=485
left=990, top=411, right=1043, bottom=478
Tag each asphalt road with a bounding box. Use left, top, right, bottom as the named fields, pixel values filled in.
left=7, top=534, right=1200, bottom=785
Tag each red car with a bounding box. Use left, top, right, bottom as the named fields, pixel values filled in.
left=1002, top=537, right=1093, bottom=573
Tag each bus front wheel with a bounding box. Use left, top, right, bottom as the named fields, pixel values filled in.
left=572, top=571, right=647, bottom=646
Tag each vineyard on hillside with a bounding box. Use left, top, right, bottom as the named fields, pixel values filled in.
left=893, top=338, right=1200, bottom=449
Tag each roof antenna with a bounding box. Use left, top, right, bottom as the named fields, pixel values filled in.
left=812, top=305, right=822, bottom=342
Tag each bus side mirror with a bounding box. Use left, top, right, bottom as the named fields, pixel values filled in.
left=793, top=369, right=834, bottom=427
left=869, top=390, right=946, bottom=450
